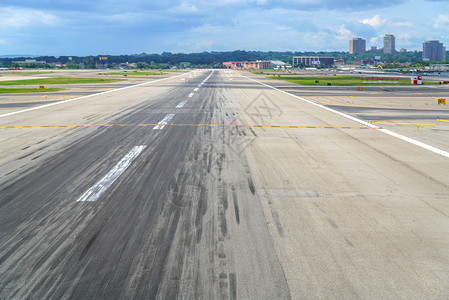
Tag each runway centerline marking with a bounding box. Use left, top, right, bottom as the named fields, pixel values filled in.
left=77, top=145, right=146, bottom=202
left=153, top=114, right=175, bottom=129
left=238, top=72, right=449, bottom=159
left=176, top=100, right=187, bottom=108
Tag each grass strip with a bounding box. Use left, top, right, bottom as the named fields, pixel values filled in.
left=0, top=88, right=65, bottom=93
left=0, top=77, right=125, bottom=85
left=0, top=72, right=54, bottom=75
left=268, top=76, right=438, bottom=86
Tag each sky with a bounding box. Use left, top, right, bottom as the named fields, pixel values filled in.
left=0, top=0, right=448, bottom=56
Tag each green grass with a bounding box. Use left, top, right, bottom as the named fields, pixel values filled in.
left=2, top=72, right=54, bottom=75
left=0, top=88, right=65, bottom=93
left=268, top=76, right=438, bottom=86
left=99, top=71, right=167, bottom=76
left=252, top=70, right=291, bottom=75
left=0, top=77, right=125, bottom=85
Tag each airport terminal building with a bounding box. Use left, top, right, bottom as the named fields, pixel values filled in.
left=223, top=61, right=271, bottom=69
left=292, top=56, right=334, bottom=68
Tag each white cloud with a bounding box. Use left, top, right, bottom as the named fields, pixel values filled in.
left=172, top=1, right=198, bottom=13
left=359, top=14, right=387, bottom=29
left=434, top=14, right=449, bottom=30
left=191, top=24, right=222, bottom=34
left=397, top=33, right=412, bottom=46
left=335, top=24, right=353, bottom=41
left=392, top=21, right=412, bottom=27
left=0, top=7, right=58, bottom=30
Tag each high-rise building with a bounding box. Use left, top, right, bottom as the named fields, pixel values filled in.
left=383, top=34, right=395, bottom=53
left=349, top=38, right=366, bottom=54
left=423, top=40, right=446, bottom=61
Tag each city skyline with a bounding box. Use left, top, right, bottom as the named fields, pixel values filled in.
left=0, top=0, right=448, bottom=56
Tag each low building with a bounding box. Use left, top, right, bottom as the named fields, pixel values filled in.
left=292, top=56, right=334, bottom=68
left=223, top=61, right=271, bottom=69
left=353, top=59, right=375, bottom=66
left=12, top=59, right=46, bottom=64
left=334, top=58, right=346, bottom=67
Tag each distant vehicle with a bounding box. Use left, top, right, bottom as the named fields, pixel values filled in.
left=10, top=67, right=21, bottom=70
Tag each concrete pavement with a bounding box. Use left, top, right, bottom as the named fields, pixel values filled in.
left=1, top=69, right=449, bottom=299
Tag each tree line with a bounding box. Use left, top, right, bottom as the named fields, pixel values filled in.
left=0, top=50, right=447, bottom=69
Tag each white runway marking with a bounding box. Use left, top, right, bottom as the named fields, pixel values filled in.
left=0, top=72, right=194, bottom=119
left=176, top=100, right=187, bottom=108
left=188, top=93, right=194, bottom=98
left=194, top=88, right=199, bottom=91
left=239, top=73, right=449, bottom=159
left=153, top=114, right=175, bottom=129
left=379, top=128, right=449, bottom=158
left=77, top=145, right=147, bottom=202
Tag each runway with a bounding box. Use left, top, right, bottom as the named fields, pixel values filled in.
left=1, top=70, right=449, bottom=299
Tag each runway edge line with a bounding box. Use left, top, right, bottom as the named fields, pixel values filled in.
left=238, top=72, right=449, bottom=159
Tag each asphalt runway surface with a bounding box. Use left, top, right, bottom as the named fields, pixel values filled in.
left=0, top=71, right=289, bottom=299
left=1, top=70, right=449, bottom=299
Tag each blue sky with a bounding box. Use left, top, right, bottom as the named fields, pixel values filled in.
left=0, top=0, right=447, bottom=56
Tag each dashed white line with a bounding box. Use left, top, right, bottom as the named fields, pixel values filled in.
left=188, top=93, right=194, bottom=98
left=153, top=114, right=175, bottom=129
left=176, top=100, right=187, bottom=108
left=194, top=88, right=199, bottom=92
left=77, top=145, right=147, bottom=202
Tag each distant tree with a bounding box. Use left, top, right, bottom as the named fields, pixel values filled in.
left=66, top=62, right=79, bottom=69
left=149, top=61, right=160, bottom=69
left=83, top=56, right=96, bottom=69
left=136, top=62, right=150, bottom=69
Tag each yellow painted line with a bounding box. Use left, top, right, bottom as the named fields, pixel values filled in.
left=439, top=119, right=449, bottom=123
left=0, top=123, right=378, bottom=130
left=349, top=96, right=355, bottom=99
